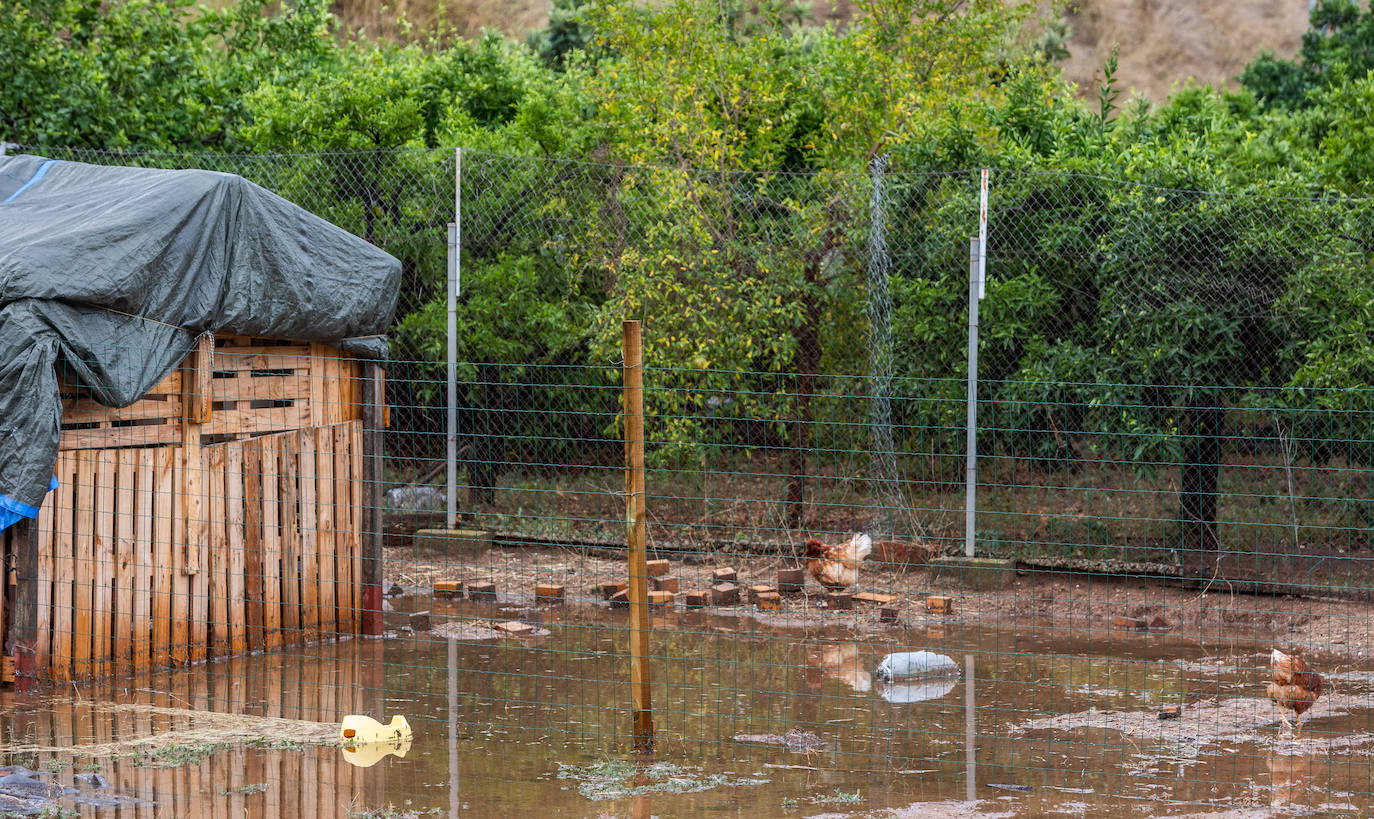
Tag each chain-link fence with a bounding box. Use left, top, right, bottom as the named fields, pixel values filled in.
left=4, top=145, right=1374, bottom=815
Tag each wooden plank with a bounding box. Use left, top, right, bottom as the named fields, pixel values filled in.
left=298, top=430, right=319, bottom=636
left=309, top=343, right=329, bottom=427
left=115, top=449, right=136, bottom=667
left=94, top=449, right=116, bottom=677
left=146, top=369, right=182, bottom=396
left=279, top=434, right=302, bottom=643
left=210, top=374, right=309, bottom=403
left=316, top=425, right=336, bottom=634
left=61, top=370, right=180, bottom=396
left=57, top=422, right=182, bottom=451
left=51, top=453, right=76, bottom=681
left=262, top=434, right=283, bottom=649
left=182, top=436, right=205, bottom=579
left=72, top=450, right=95, bottom=679
left=33, top=478, right=57, bottom=677
left=62, top=395, right=182, bottom=425
left=349, top=420, right=363, bottom=633
left=153, top=447, right=174, bottom=669
left=190, top=475, right=210, bottom=664
left=133, top=449, right=155, bottom=671
left=202, top=404, right=309, bottom=439
left=226, top=442, right=247, bottom=654
left=244, top=438, right=265, bottom=652
left=184, top=333, right=215, bottom=424
left=171, top=448, right=189, bottom=666
left=213, top=346, right=312, bottom=371
left=334, top=423, right=352, bottom=632
left=208, top=446, right=230, bottom=656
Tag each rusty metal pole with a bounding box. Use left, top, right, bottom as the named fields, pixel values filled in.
left=623, top=320, right=653, bottom=752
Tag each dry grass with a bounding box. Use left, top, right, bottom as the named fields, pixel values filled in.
left=327, top=0, right=551, bottom=40
left=0, top=698, right=339, bottom=759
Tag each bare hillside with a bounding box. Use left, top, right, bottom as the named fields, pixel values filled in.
left=324, top=0, right=1310, bottom=103
left=1061, top=0, right=1309, bottom=102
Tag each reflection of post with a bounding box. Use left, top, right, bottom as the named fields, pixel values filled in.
left=449, top=637, right=460, bottom=817
left=965, top=653, right=975, bottom=802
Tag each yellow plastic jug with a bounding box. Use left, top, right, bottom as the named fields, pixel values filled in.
left=340, top=715, right=413, bottom=768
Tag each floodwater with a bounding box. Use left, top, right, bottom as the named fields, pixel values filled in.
left=3, top=598, right=1374, bottom=817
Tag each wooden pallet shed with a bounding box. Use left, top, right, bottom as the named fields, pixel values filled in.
left=1, top=335, right=386, bottom=681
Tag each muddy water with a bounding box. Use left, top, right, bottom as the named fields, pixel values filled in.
left=2, top=601, right=1374, bottom=817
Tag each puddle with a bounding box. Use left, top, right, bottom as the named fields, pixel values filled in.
left=0, top=601, right=1372, bottom=816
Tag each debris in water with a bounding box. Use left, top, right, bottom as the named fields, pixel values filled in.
left=556, top=759, right=768, bottom=801
left=876, top=651, right=959, bottom=682
left=879, top=678, right=958, bottom=703
left=74, top=772, right=109, bottom=789
left=987, top=783, right=1032, bottom=793
left=733, top=727, right=829, bottom=753
left=340, top=715, right=412, bottom=768
left=341, top=715, right=410, bottom=745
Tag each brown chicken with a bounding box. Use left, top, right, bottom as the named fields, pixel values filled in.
left=1268, top=649, right=1323, bottom=738
left=804, top=533, right=872, bottom=591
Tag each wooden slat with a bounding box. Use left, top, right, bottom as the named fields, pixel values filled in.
left=210, top=374, right=309, bottom=403
left=34, top=478, right=56, bottom=675
left=191, top=505, right=209, bottom=664
left=153, top=447, right=174, bottom=669
left=334, top=424, right=352, bottom=632
left=202, top=404, right=308, bottom=438
left=183, top=441, right=204, bottom=578
left=62, top=395, right=182, bottom=425
left=94, top=450, right=116, bottom=677
left=262, top=434, right=283, bottom=650
left=72, top=450, right=95, bottom=679
left=213, top=347, right=312, bottom=373
left=58, top=423, right=182, bottom=451
left=209, top=446, right=229, bottom=656
left=171, top=448, right=189, bottom=666
left=280, top=435, right=302, bottom=643
left=349, top=421, right=363, bottom=632
left=226, top=443, right=247, bottom=655
left=309, top=344, right=329, bottom=427
left=115, top=449, right=136, bottom=667
left=134, top=449, right=155, bottom=671
left=315, top=426, right=336, bottom=635
left=298, top=430, right=318, bottom=636
left=244, top=438, right=265, bottom=652
left=60, top=370, right=180, bottom=396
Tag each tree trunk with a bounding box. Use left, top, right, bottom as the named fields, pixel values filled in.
left=1180, top=402, right=1224, bottom=574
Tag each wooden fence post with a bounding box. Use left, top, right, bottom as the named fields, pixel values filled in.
left=623, top=320, right=653, bottom=752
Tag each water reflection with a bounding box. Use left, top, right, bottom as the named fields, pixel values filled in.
left=1, top=601, right=1373, bottom=817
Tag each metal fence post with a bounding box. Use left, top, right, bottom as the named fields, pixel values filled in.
left=446, top=148, right=461, bottom=530
left=623, top=319, right=653, bottom=752
left=965, top=170, right=989, bottom=558
left=965, top=236, right=981, bottom=559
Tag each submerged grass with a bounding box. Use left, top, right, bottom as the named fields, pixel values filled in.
left=556, top=759, right=770, bottom=801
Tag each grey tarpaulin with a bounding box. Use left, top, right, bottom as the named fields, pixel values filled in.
left=0, top=155, right=401, bottom=530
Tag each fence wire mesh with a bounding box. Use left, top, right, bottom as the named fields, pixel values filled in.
left=1, top=145, right=1372, bottom=816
